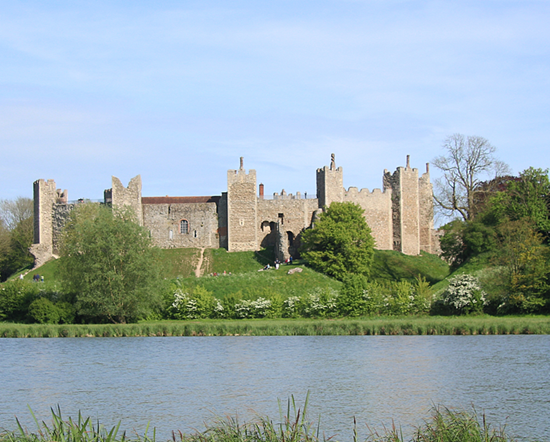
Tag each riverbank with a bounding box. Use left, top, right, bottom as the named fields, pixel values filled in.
left=1, top=315, right=549, bottom=337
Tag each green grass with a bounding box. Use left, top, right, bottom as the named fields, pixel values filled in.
left=21, top=248, right=448, bottom=295
left=22, top=247, right=451, bottom=283
left=0, top=402, right=523, bottom=442
left=2, top=315, right=549, bottom=338
left=371, top=250, right=450, bottom=284
left=174, top=265, right=342, bottom=300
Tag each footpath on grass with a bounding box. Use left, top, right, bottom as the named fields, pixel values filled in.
left=1, top=315, right=550, bottom=338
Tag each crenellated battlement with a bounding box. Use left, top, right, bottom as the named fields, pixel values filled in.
left=345, top=187, right=390, bottom=197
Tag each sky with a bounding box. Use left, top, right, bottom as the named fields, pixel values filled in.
left=1, top=0, right=549, bottom=224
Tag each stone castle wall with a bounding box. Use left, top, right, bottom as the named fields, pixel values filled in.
left=51, top=203, right=77, bottom=254
left=142, top=199, right=220, bottom=249
left=343, top=187, right=393, bottom=250
left=30, top=154, right=438, bottom=268
left=257, top=196, right=319, bottom=259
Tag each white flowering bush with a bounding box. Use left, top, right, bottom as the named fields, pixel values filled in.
left=170, top=286, right=214, bottom=319
left=300, top=288, right=339, bottom=317
left=440, top=274, right=486, bottom=315
left=212, top=298, right=225, bottom=318
left=282, top=296, right=301, bottom=318
left=235, top=297, right=273, bottom=318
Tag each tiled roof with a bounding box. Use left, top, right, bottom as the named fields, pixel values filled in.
left=141, top=196, right=221, bottom=204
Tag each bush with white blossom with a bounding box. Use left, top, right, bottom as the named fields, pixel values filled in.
left=440, top=274, right=486, bottom=315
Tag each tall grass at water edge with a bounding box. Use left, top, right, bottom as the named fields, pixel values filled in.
left=0, top=400, right=527, bottom=442
left=1, top=316, right=549, bottom=338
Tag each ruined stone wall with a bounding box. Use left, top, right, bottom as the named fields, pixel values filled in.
left=51, top=203, right=77, bottom=254
left=418, top=165, right=435, bottom=254
left=344, top=187, right=393, bottom=250
left=142, top=202, right=219, bottom=249
left=257, top=196, right=319, bottom=258
left=227, top=164, right=258, bottom=252
left=111, top=175, right=143, bottom=226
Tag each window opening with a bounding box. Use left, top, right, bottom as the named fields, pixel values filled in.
left=180, top=219, right=189, bottom=234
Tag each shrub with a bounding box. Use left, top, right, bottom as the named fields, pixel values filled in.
left=299, top=287, right=339, bottom=318
left=56, top=301, right=76, bottom=324
left=235, top=297, right=273, bottom=319
left=338, top=274, right=368, bottom=316
left=28, top=298, right=61, bottom=324
left=170, top=286, right=214, bottom=319
left=439, top=274, right=486, bottom=315
left=0, top=279, right=39, bottom=321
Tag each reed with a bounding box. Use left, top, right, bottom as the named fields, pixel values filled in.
left=1, top=316, right=549, bottom=338
left=0, top=403, right=523, bottom=442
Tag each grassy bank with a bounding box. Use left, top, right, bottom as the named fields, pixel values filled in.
left=0, top=403, right=524, bottom=442
left=1, top=315, right=549, bottom=338
left=20, top=247, right=449, bottom=286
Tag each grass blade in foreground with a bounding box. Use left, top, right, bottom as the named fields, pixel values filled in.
left=0, top=404, right=528, bottom=442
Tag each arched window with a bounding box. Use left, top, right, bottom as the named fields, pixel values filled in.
left=180, top=219, right=189, bottom=234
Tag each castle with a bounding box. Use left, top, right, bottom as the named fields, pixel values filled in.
left=30, top=155, right=438, bottom=268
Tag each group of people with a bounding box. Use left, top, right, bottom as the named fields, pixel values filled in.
left=210, top=271, right=231, bottom=277
left=30, top=274, right=43, bottom=282
left=260, top=255, right=293, bottom=271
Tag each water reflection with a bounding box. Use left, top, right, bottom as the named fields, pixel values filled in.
left=0, top=336, right=548, bottom=441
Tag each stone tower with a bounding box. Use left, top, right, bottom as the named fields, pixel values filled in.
left=227, top=157, right=258, bottom=252
left=30, top=179, right=68, bottom=267
left=383, top=155, right=421, bottom=255
left=316, top=153, right=344, bottom=208
left=106, top=175, right=143, bottom=226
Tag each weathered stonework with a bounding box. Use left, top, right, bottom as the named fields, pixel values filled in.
left=31, top=154, right=438, bottom=267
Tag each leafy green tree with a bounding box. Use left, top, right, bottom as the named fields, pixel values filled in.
left=0, top=197, right=34, bottom=281
left=486, top=167, right=550, bottom=238
left=300, top=202, right=375, bottom=280
left=58, top=204, right=162, bottom=324
left=494, top=220, right=550, bottom=313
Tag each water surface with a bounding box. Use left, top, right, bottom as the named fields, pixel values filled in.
left=1, top=335, right=548, bottom=441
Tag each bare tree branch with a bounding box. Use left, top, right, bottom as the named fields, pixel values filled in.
left=432, top=134, right=510, bottom=221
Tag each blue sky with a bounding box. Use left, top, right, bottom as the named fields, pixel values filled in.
left=1, top=1, right=549, bottom=224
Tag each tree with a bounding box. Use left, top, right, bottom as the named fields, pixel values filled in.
left=487, top=168, right=550, bottom=237
left=300, top=202, right=375, bottom=281
left=433, top=134, right=510, bottom=221
left=492, top=220, right=550, bottom=313
left=0, top=197, right=33, bottom=230
left=0, top=197, right=34, bottom=281
left=58, top=204, right=162, bottom=323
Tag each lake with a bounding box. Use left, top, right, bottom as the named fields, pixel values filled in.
left=0, top=335, right=548, bottom=441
